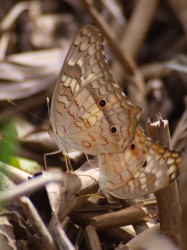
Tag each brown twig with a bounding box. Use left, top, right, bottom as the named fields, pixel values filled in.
left=90, top=205, right=149, bottom=230
left=146, top=116, right=181, bottom=245
left=84, top=225, right=102, bottom=250
left=140, top=62, right=171, bottom=79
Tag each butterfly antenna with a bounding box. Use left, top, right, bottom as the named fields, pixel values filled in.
left=7, top=99, right=47, bottom=125
left=78, top=193, right=104, bottom=199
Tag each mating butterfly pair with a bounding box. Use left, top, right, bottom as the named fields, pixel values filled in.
left=49, top=25, right=181, bottom=200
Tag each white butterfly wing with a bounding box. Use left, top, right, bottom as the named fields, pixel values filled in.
left=99, top=126, right=146, bottom=190
left=50, top=25, right=109, bottom=136
left=65, top=79, right=140, bottom=154
left=117, top=141, right=181, bottom=199
left=99, top=126, right=181, bottom=199
left=50, top=25, right=140, bottom=154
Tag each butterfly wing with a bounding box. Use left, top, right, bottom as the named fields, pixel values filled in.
left=50, top=25, right=113, bottom=125
left=99, top=126, right=146, bottom=191
left=65, top=78, right=140, bottom=154
left=99, top=126, right=181, bottom=200
left=117, top=141, right=181, bottom=199
left=50, top=25, right=140, bottom=154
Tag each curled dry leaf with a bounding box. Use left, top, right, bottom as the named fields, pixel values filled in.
left=46, top=171, right=82, bottom=221
left=0, top=49, right=68, bottom=101
left=18, top=196, right=55, bottom=250
left=0, top=216, right=17, bottom=250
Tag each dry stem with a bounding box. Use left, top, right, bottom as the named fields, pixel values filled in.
left=111, top=0, right=159, bottom=83
left=84, top=225, right=102, bottom=250
left=90, top=205, right=149, bottom=230
left=147, top=116, right=180, bottom=245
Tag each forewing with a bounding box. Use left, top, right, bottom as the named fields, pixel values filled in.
left=65, top=79, right=140, bottom=154
left=50, top=25, right=141, bottom=154
left=50, top=25, right=113, bottom=135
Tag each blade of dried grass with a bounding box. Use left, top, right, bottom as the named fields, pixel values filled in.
left=140, top=62, right=171, bottom=79
left=49, top=215, right=75, bottom=250
left=18, top=196, right=55, bottom=250
left=0, top=1, right=30, bottom=32
left=0, top=76, right=55, bottom=100
left=0, top=171, right=64, bottom=204
left=0, top=161, right=31, bottom=183
left=0, top=62, right=55, bottom=81
left=6, top=48, right=66, bottom=67
left=116, top=224, right=159, bottom=250
left=111, top=0, right=159, bottom=105
left=0, top=32, right=10, bottom=60
left=0, top=48, right=67, bottom=101
left=114, top=0, right=159, bottom=60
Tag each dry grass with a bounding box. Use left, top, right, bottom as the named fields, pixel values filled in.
left=0, top=0, right=187, bottom=249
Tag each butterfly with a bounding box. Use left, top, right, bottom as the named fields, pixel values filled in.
left=49, top=25, right=140, bottom=155
left=99, top=125, right=181, bottom=200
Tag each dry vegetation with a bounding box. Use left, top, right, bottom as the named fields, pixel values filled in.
left=0, top=0, right=187, bottom=249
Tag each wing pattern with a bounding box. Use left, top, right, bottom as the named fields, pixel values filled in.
left=99, top=125, right=181, bottom=199
left=50, top=25, right=140, bottom=154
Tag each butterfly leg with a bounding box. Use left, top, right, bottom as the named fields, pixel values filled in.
left=44, top=150, right=61, bottom=170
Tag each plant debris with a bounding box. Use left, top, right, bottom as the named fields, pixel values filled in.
left=0, top=0, right=186, bottom=249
